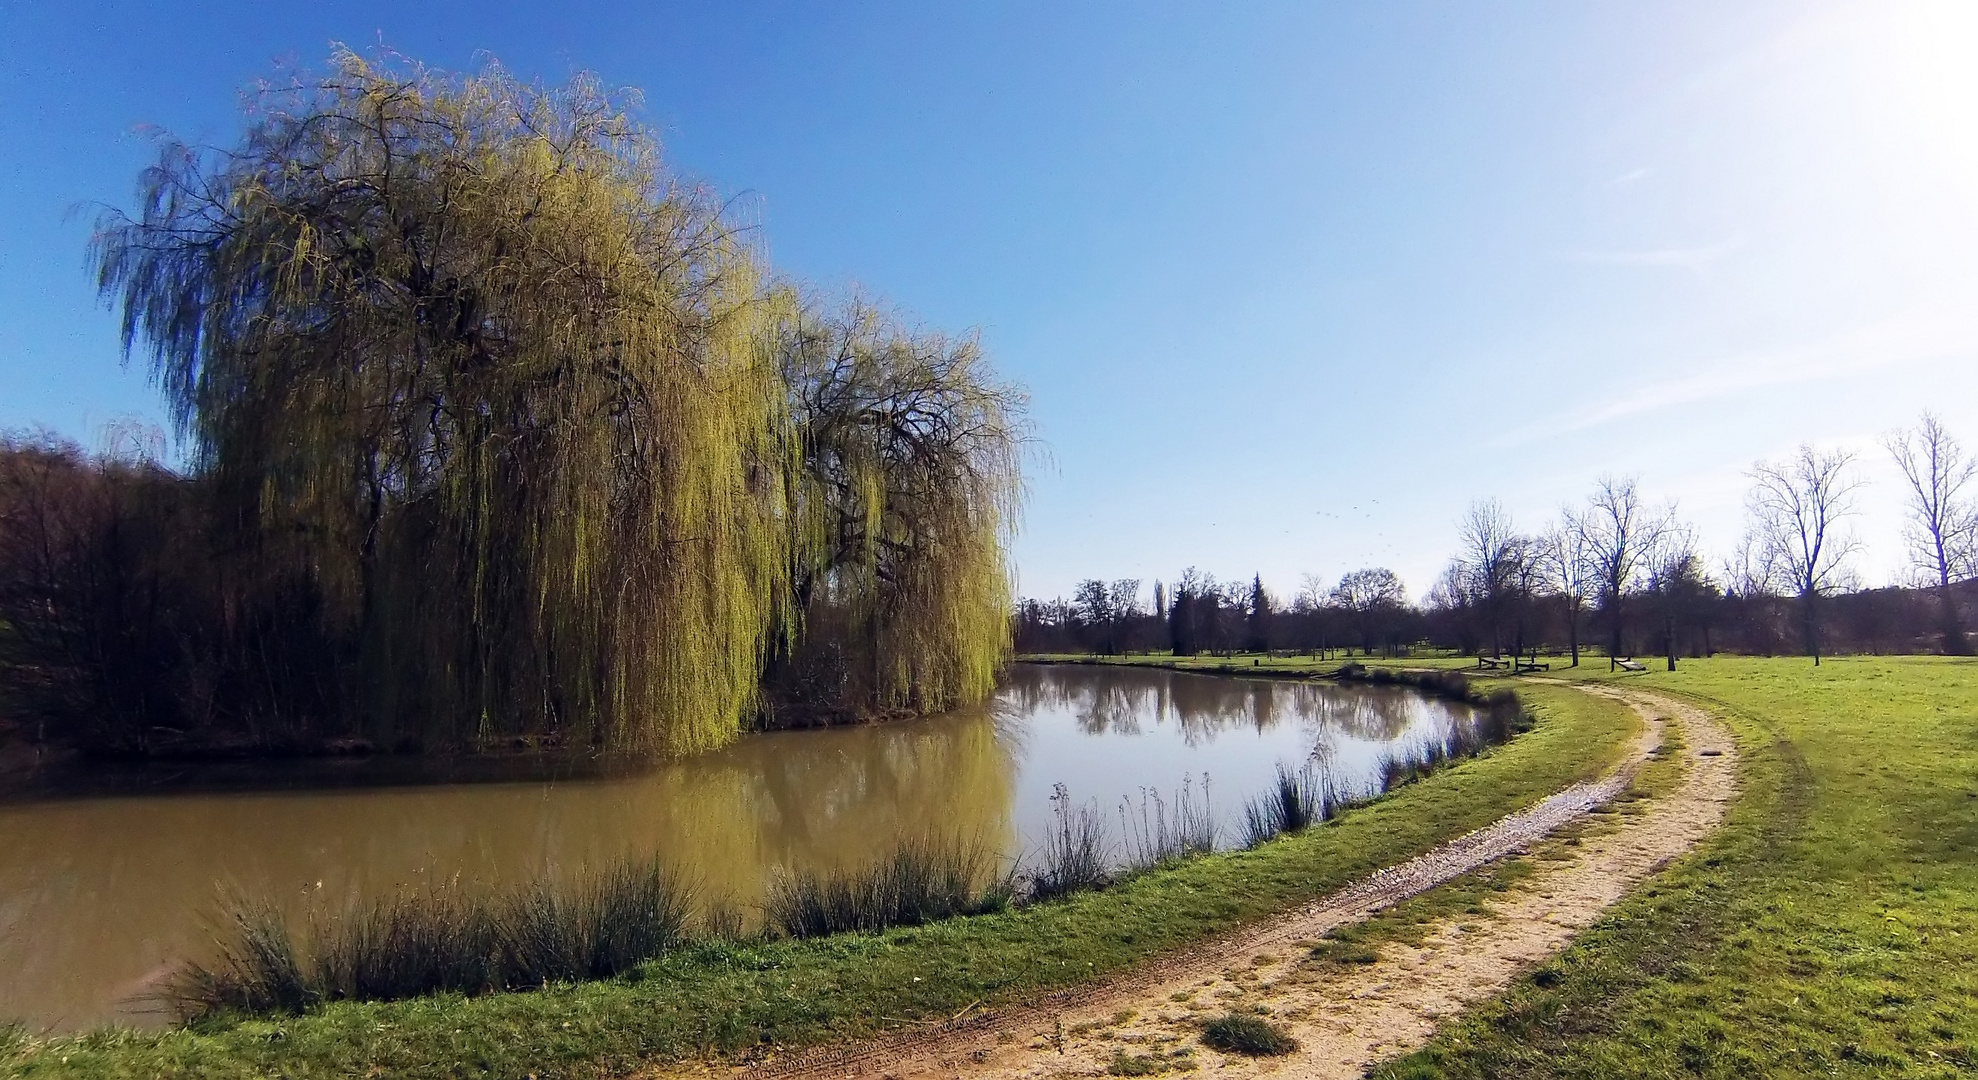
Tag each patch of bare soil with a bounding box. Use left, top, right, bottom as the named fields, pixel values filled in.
left=719, top=685, right=1735, bottom=1080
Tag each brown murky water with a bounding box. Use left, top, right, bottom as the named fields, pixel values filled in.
left=0, top=664, right=1479, bottom=1031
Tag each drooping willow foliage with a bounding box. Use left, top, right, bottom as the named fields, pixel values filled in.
left=71, top=51, right=1023, bottom=754
left=769, top=302, right=1023, bottom=722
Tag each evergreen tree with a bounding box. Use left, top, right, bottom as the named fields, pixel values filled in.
left=1244, top=573, right=1273, bottom=652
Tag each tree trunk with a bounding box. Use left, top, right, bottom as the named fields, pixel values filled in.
left=1607, top=591, right=1622, bottom=671
left=1938, top=583, right=1971, bottom=655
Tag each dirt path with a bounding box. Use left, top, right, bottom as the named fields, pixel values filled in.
left=730, top=684, right=1736, bottom=1080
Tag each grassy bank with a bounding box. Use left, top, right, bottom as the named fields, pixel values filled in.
left=1369, top=655, right=1978, bottom=1079
left=1, top=680, right=1634, bottom=1079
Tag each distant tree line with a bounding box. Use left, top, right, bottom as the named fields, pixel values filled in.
left=1017, top=414, right=1978, bottom=666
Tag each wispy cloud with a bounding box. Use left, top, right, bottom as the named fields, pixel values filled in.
left=1555, top=233, right=1746, bottom=271
left=1489, top=308, right=1978, bottom=450
left=1606, top=167, right=1650, bottom=186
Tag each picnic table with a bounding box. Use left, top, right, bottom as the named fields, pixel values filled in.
left=1615, top=657, right=1647, bottom=672
left=1476, top=655, right=1506, bottom=670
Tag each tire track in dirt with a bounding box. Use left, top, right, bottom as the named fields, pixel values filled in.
left=720, top=684, right=1734, bottom=1080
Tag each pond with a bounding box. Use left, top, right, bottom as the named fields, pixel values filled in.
left=0, top=663, right=1487, bottom=1031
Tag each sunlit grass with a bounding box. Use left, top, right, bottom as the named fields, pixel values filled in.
left=1374, top=655, right=1978, bottom=1079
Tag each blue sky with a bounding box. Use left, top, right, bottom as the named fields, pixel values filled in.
left=4, top=1, right=1975, bottom=601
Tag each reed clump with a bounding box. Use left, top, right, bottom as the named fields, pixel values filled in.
left=171, top=857, right=690, bottom=1017
left=1120, top=773, right=1218, bottom=870
left=1028, top=783, right=1112, bottom=900
left=765, top=838, right=1009, bottom=938
left=1241, top=764, right=1346, bottom=848
left=502, top=860, right=694, bottom=984
left=1242, top=699, right=1525, bottom=847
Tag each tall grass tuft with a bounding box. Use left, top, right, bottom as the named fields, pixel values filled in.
left=504, top=858, right=691, bottom=984
left=698, top=895, right=750, bottom=943
left=314, top=881, right=501, bottom=1001
left=171, top=898, right=312, bottom=1016
left=766, top=838, right=1007, bottom=939
left=1242, top=763, right=1330, bottom=848
left=1200, top=1013, right=1298, bottom=1056
left=172, top=857, right=690, bottom=1017
left=1029, top=782, right=1112, bottom=900
left=1120, top=773, right=1218, bottom=871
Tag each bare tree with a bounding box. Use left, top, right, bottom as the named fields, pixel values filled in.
left=1722, top=528, right=1779, bottom=599
left=1455, top=499, right=1521, bottom=658
left=1111, top=579, right=1144, bottom=652
left=1537, top=509, right=1594, bottom=666
left=1746, top=445, right=1862, bottom=664
left=1109, top=579, right=1143, bottom=622
left=1331, top=567, right=1406, bottom=656
left=1505, top=534, right=1545, bottom=660
left=1579, top=476, right=1668, bottom=669
left=1645, top=520, right=1711, bottom=671
left=1296, top=573, right=1330, bottom=613
left=1427, top=560, right=1482, bottom=655
left=1072, top=579, right=1115, bottom=654
left=1885, top=413, right=1978, bottom=653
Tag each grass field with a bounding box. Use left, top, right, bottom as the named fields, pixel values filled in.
left=1372, top=655, right=1978, bottom=1079
left=0, top=678, right=1634, bottom=1079
left=1009, top=651, right=1978, bottom=1077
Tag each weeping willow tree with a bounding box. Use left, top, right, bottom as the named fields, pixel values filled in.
left=768, top=300, right=1024, bottom=722
left=84, top=51, right=1024, bottom=754
left=92, top=53, right=793, bottom=753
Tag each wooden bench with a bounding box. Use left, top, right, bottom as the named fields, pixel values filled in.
left=1515, top=656, right=1550, bottom=673
left=1615, top=657, right=1647, bottom=672
left=1476, top=655, right=1506, bottom=670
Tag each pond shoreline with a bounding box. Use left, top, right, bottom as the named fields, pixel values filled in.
left=0, top=704, right=945, bottom=802
left=1018, top=654, right=1525, bottom=712
left=1, top=672, right=1639, bottom=1077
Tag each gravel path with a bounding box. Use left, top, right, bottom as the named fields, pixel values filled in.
left=728, top=683, right=1737, bottom=1080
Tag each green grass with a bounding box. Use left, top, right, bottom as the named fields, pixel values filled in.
left=1199, top=1013, right=1298, bottom=1056
left=0, top=682, right=1634, bottom=1079
left=1295, top=700, right=1690, bottom=986
left=1371, top=655, right=1978, bottom=1080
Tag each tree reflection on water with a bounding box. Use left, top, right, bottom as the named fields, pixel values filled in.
left=1000, top=663, right=1451, bottom=747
